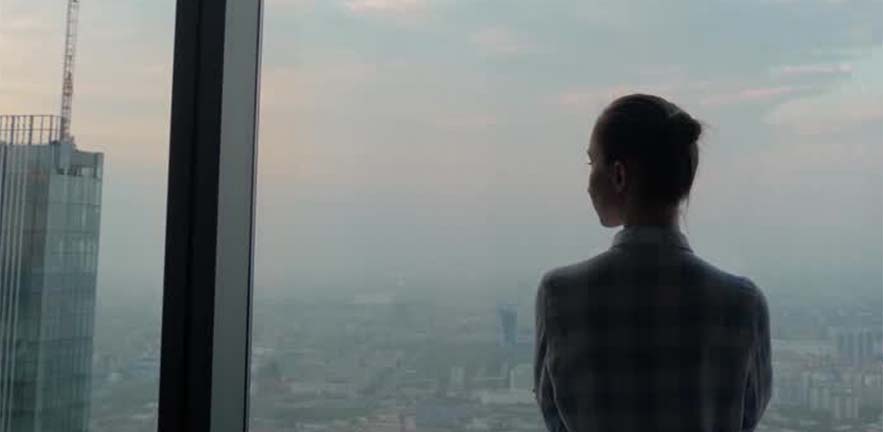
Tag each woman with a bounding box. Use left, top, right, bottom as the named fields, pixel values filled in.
left=534, top=94, right=772, bottom=432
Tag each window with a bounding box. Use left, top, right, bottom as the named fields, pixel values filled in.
left=253, top=1, right=882, bottom=431
left=6, top=1, right=879, bottom=432
left=0, top=1, right=173, bottom=431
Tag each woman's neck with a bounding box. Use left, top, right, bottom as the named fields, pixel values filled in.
left=621, top=204, right=680, bottom=228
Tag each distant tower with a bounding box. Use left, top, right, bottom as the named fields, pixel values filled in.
left=0, top=1, right=99, bottom=431
left=448, top=366, right=465, bottom=394
left=497, top=305, right=517, bottom=348
left=0, top=116, right=103, bottom=432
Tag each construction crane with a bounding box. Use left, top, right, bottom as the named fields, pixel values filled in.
left=59, top=0, right=80, bottom=144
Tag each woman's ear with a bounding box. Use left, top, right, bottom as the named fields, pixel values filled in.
left=612, top=160, right=627, bottom=194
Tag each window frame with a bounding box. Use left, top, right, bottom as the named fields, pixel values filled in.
left=158, top=0, right=263, bottom=431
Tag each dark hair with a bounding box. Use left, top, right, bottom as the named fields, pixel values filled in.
left=594, top=93, right=701, bottom=206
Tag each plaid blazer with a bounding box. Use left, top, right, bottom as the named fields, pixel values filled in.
left=534, top=226, right=772, bottom=432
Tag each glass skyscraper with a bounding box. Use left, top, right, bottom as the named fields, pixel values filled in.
left=0, top=115, right=102, bottom=432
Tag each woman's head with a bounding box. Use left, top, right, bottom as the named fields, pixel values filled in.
left=587, top=94, right=702, bottom=227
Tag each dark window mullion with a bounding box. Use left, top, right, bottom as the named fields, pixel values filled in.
left=159, top=0, right=262, bottom=431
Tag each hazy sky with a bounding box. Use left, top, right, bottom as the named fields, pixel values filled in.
left=1, top=0, right=881, bottom=306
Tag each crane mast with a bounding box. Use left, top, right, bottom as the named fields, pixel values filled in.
left=59, top=0, right=80, bottom=143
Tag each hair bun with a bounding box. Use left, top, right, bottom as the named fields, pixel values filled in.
left=668, top=111, right=702, bottom=145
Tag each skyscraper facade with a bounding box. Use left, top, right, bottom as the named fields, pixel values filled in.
left=0, top=115, right=103, bottom=432
left=497, top=305, right=517, bottom=348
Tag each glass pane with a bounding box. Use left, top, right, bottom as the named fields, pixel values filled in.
left=254, top=1, right=882, bottom=431
left=1, top=1, right=174, bottom=431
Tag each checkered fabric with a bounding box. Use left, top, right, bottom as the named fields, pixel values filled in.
left=534, top=226, right=772, bottom=432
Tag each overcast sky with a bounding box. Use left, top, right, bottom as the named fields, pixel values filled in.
left=1, top=0, right=881, bottom=306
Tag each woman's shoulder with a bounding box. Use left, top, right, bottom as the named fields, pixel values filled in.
left=681, top=253, right=767, bottom=306
left=540, top=250, right=622, bottom=290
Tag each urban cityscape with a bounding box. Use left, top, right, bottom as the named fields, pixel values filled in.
left=246, top=290, right=883, bottom=432
left=82, top=287, right=883, bottom=432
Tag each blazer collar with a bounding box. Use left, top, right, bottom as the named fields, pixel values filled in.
left=612, top=225, right=692, bottom=252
